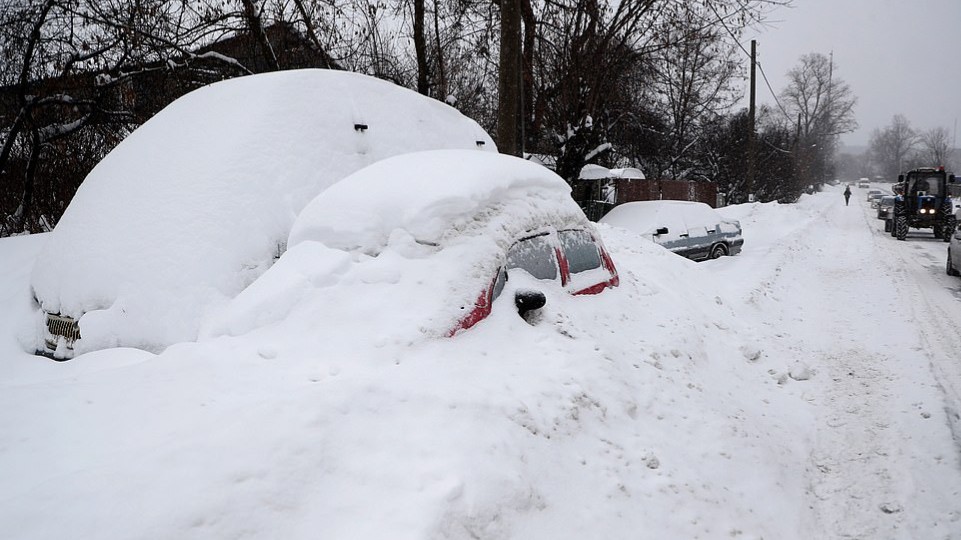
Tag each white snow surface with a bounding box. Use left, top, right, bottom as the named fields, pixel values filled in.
left=28, top=69, right=495, bottom=355
left=2, top=186, right=961, bottom=538
left=290, top=149, right=580, bottom=253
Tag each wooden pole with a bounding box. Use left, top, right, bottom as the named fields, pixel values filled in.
left=747, top=40, right=757, bottom=202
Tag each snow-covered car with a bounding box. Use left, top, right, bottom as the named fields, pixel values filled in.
left=598, top=200, right=743, bottom=261
left=29, top=69, right=495, bottom=359
left=205, top=149, right=619, bottom=341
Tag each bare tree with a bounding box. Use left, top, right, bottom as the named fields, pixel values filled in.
left=239, top=0, right=280, bottom=71
left=779, top=52, right=857, bottom=187
left=917, top=126, right=951, bottom=169
left=0, top=0, right=260, bottom=236
left=647, top=2, right=743, bottom=180
left=781, top=53, right=857, bottom=138
left=868, top=114, right=917, bottom=179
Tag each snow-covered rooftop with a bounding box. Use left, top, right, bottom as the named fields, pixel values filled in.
left=578, top=164, right=645, bottom=180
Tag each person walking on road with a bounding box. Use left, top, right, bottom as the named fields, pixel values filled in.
left=843, top=185, right=851, bottom=206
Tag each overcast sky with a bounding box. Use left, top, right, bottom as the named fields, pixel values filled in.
left=735, top=0, right=961, bottom=149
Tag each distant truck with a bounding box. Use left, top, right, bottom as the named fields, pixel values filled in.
left=857, top=178, right=870, bottom=188
left=889, top=167, right=957, bottom=241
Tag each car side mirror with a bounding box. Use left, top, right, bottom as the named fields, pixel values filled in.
left=950, top=174, right=956, bottom=183
left=655, top=227, right=669, bottom=236
left=514, top=289, right=546, bottom=319
left=898, top=174, right=904, bottom=183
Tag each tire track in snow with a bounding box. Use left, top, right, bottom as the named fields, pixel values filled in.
left=799, top=196, right=913, bottom=538
left=863, top=202, right=961, bottom=456
left=731, top=192, right=961, bottom=538
left=799, top=194, right=961, bottom=539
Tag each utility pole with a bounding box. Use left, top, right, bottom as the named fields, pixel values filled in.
left=747, top=39, right=757, bottom=202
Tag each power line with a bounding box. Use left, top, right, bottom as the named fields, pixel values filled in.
left=703, top=1, right=792, bottom=121
left=756, top=59, right=791, bottom=121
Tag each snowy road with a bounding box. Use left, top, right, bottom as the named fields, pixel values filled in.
left=719, top=187, right=961, bottom=538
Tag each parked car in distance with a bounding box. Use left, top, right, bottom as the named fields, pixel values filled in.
left=877, top=196, right=896, bottom=221
left=211, top=149, right=620, bottom=341
left=946, top=225, right=961, bottom=278
left=867, top=190, right=886, bottom=207
left=599, top=200, right=743, bottom=261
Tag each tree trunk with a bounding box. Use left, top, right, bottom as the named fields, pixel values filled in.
left=520, top=0, right=535, bottom=146
left=432, top=0, right=447, bottom=99
left=292, top=0, right=341, bottom=69
left=413, top=0, right=429, bottom=95
left=497, top=0, right=522, bottom=156
left=15, top=129, right=42, bottom=233
left=240, top=0, right=280, bottom=72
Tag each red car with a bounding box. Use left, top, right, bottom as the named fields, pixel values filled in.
left=278, top=149, right=619, bottom=338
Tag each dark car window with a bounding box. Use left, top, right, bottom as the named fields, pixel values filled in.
left=507, top=234, right=558, bottom=280
left=558, top=229, right=602, bottom=274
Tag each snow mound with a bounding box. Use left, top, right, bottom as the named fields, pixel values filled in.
left=29, top=69, right=494, bottom=356
left=290, top=150, right=581, bottom=253
left=207, top=150, right=588, bottom=341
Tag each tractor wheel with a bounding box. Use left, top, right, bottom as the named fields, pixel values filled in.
left=884, top=219, right=892, bottom=233
left=948, top=250, right=960, bottom=276
left=943, top=216, right=957, bottom=243
left=896, top=216, right=908, bottom=240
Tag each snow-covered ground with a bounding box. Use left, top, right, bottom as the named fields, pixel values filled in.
left=1, top=185, right=960, bottom=539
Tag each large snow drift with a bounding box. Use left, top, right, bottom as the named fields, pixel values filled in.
left=205, top=149, right=593, bottom=341
left=3, top=187, right=961, bottom=538
left=28, top=69, right=495, bottom=356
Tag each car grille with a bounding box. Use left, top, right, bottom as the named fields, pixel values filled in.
left=45, top=312, right=80, bottom=348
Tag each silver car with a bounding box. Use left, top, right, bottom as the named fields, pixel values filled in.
left=947, top=227, right=961, bottom=278
left=877, top=196, right=895, bottom=220
left=599, top=200, right=744, bottom=261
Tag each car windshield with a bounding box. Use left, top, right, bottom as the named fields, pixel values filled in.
left=506, top=234, right=558, bottom=281
left=558, top=229, right=602, bottom=274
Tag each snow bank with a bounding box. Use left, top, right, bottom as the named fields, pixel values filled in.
left=29, top=69, right=495, bottom=356
left=1, top=193, right=820, bottom=538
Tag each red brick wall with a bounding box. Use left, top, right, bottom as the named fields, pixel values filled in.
left=614, top=179, right=717, bottom=207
